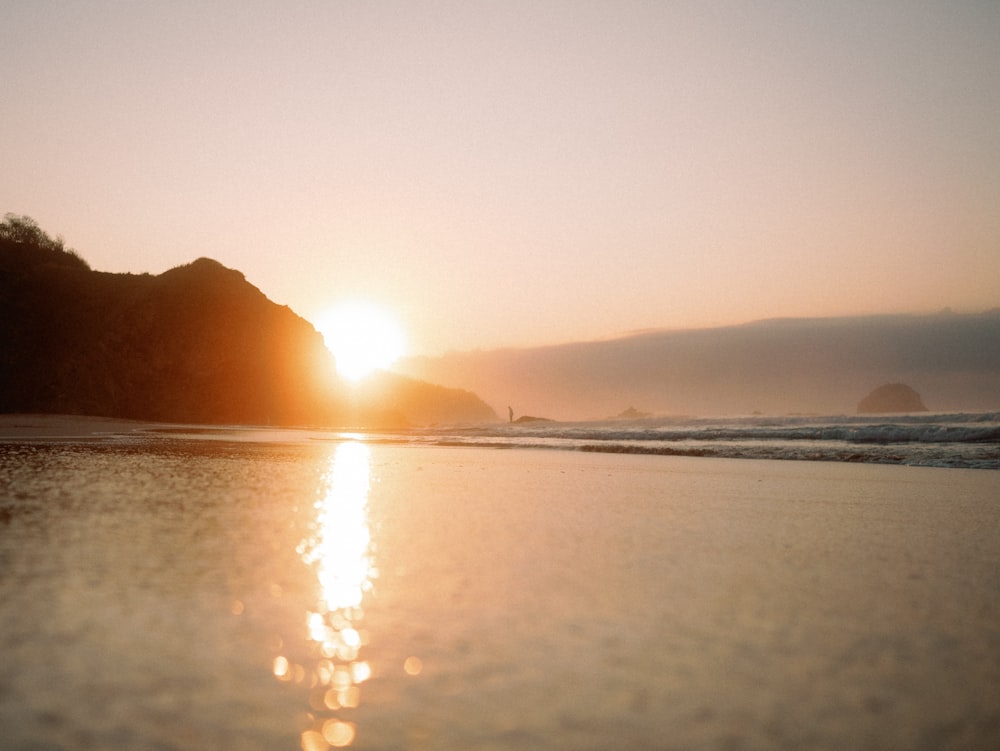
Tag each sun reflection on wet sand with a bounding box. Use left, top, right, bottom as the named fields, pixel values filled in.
left=281, top=441, right=374, bottom=749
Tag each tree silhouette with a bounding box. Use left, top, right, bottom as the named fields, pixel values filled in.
left=0, top=213, right=89, bottom=269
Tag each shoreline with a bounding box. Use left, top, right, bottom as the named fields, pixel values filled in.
left=0, top=413, right=172, bottom=440
left=0, top=414, right=380, bottom=445
left=2, top=412, right=997, bottom=471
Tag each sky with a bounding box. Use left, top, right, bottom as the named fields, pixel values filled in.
left=2, top=1, right=998, bottom=357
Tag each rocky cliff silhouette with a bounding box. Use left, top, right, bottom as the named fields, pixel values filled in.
left=0, top=215, right=495, bottom=426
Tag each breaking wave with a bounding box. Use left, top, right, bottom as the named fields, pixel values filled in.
left=403, top=412, right=1000, bottom=469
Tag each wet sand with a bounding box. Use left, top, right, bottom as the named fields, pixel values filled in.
left=357, top=448, right=1000, bottom=750
left=1, top=428, right=999, bottom=749
left=0, top=413, right=168, bottom=439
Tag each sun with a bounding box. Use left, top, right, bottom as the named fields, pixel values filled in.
left=315, top=301, right=406, bottom=382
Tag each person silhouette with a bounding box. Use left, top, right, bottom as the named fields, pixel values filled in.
left=508, top=406, right=513, bottom=423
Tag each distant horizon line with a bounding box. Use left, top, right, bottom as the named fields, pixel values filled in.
left=402, top=306, right=1000, bottom=361
left=5, top=219, right=996, bottom=364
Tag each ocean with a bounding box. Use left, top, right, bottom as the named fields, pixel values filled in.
left=398, top=411, right=1000, bottom=470
left=1, top=417, right=999, bottom=750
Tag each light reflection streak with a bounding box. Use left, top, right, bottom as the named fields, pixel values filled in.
left=282, top=441, right=375, bottom=750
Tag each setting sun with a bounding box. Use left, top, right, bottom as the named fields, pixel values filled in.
left=315, top=301, right=406, bottom=381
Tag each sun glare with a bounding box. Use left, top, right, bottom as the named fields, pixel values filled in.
left=316, top=301, right=406, bottom=381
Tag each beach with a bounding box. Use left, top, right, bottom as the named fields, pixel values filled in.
left=1, top=418, right=998, bottom=750
left=0, top=413, right=170, bottom=439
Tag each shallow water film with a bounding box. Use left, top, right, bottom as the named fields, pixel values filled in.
left=2, top=434, right=1000, bottom=750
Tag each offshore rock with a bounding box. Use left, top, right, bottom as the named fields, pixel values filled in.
left=614, top=406, right=652, bottom=419
left=857, top=383, right=928, bottom=414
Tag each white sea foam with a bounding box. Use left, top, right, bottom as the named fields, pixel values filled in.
left=404, top=412, right=1000, bottom=469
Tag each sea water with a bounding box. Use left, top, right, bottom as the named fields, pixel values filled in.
left=2, top=429, right=1000, bottom=750
left=403, top=411, right=1000, bottom=469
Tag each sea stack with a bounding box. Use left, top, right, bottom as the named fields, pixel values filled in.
left=857, top=383, right=928, bottom=414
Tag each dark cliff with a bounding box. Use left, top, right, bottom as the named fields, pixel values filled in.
left=0, top=216, right=496, bottom=426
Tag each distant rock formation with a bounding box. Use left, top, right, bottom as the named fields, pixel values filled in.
left=349, top=371, right=497, bottom=427
left=513, top=415, right=553, bottom=424
left=857, top=383, right=928, bottom=414
left=614, top=406, right=652, bottom=419
left=0, top=215, right=496, bottom=427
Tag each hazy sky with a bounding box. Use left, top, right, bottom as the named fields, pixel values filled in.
left=3, top=1, right=998, bottom=356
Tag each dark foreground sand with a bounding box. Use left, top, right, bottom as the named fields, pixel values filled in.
left=0, top=413, right=168, bottom=439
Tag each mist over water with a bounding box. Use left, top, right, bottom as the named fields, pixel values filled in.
left=398, top=312, right=1000, bottom=419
